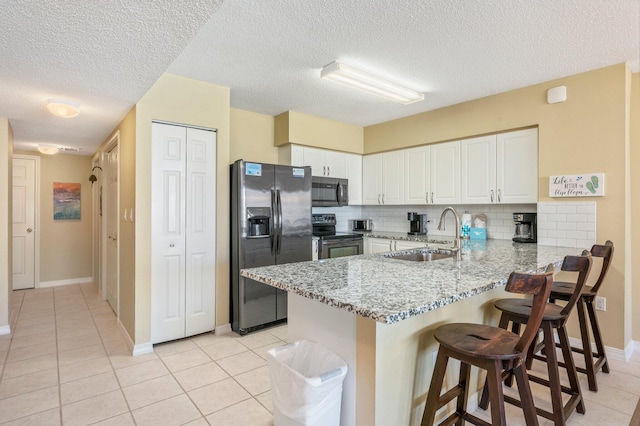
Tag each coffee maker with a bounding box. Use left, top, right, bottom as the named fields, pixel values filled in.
left=407, top=212, right=428, bottom=235
left=512, top=213, right=537, bottom=243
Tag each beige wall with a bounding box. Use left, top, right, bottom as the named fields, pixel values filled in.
left=135, top=73, right=230, bottom=344
left=632, top=72, right=640, bottom=341
left=230, top=108, right=278, bottom=164
left=12, top=152, right=94, bottom=283
left=0, top=118, right=13, bottom=330
left=94, top=107, right=137, bottom=338
left=275, top=110, right=364, bottom=153
left=365, top=64, right=631, bottom=349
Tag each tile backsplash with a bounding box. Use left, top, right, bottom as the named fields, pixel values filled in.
left=314, top=201, right=596, bottom=249
left=536, top=201, right=596, bottom=248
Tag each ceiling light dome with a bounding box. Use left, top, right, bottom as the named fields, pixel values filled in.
left=47, top=99, right=80, bottom=118
left=37, top=144, right=59, bottom=155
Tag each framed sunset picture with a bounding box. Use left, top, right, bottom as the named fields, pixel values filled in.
left=53, top=182, right=81, bottom=220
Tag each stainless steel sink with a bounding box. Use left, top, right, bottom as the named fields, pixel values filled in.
left=385, top=250, right=457, bottom=262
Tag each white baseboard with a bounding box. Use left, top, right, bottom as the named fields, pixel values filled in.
left=133, top=342, right=154, bottom=356
left=116, top=318, right=153, bottom=356
left=567, top=336, right=633, bottom=361
left=39, top=277, right=92, bottom=288
left=0, top=325, right=10, bottom=335
left=215, top=323, right=232, bottom=335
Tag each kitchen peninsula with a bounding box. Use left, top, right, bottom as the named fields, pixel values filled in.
left=241, top=240, right=582, bottom=426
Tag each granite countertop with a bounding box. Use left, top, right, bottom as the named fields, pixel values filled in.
left=241, top=240, right=583, bottom=325
left=353, top=230, right=453, bottom=244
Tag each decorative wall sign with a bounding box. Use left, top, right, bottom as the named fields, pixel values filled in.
left=53, top=182, right=81, bottom=220
left=549, top=173, right=604, bottom=197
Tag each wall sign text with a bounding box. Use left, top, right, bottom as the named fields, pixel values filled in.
left=549, top=173, right=604, bottom=197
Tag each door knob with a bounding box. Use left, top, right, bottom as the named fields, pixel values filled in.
left=27, top=228, right=32, bottom=233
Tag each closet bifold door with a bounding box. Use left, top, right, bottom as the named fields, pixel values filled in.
left=151, top=122, right=217, bottom=344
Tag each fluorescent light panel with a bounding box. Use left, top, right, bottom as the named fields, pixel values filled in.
left=320, top=61, right=424, bottom=104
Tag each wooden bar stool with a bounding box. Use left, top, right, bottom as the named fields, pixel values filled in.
left=479, top=255, right=592, bottom=426
left=549, top=241, right=614, bottom=392
left=422, top=266, right=554, bottom=426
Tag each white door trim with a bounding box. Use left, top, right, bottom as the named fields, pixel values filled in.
left=102, top=132, right=119, bottom=315
left=13, top=154, right=40, bottom=289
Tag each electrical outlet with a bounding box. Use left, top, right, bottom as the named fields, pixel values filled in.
left=595, top=296, right=606, bottom=311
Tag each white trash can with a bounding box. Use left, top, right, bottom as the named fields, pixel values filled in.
left=267, top=340, right=348, bottom=426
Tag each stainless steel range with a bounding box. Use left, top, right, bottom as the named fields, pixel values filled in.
left=312, top=213, right=364, bottom=259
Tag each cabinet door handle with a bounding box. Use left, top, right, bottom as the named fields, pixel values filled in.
left=327, top=166, right=330, bottom=176
left=497, top=189, right=502, bottom=203
left=425, top=192, right=428, bottom=204
left=382, top=194, right=385, bottom=204
left=323, top=166, right=326, bottom=176
left=394, top=241, right=397, bottom=250
left=431, top=192, right=434, bottom=204
left=378, top=194, right=381, bottom=204
left=390, top=241, right=393, bottom=251
left=490, top=190, right=494, bottom=203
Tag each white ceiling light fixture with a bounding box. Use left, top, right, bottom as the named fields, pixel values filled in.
left=47, top=99, right=80, bottom=118
left=320, top=61, right=424, bottom=105
left=37, top=144, right=59, bottom=155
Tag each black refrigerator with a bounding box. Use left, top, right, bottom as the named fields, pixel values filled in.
left=231, top=160, right=312, bottom=334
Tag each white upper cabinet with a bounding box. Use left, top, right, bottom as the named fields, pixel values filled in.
left=404, top=142, right=459, bottom=205
left=345, top=152, right=363, bottom=205
left=363, top=151, right=404, bottom=205
left=430, top=141, right=460, bottom=204
left=362, top=154, right=383, bottom=205
left=461, top=129, right=537, bottom=204
left=287, top=144, right=362, bottom=204
left=497, top=128, right=538, bottom=203
left=404, top=145, right=431, bottom=204
left=301, top=146, right=347, bottom=178
left=460, top=135, right=497, bottom=204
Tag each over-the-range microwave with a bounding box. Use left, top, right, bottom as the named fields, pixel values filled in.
left=311, top=176, right=348, bottom=207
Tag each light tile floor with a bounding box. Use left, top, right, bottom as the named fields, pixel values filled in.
left=0, top=284, right=283, bottom=425
left=1, top=283, right=639, bottom=425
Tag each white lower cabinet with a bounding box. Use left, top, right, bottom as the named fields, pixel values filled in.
left=365, top=237, right=427, bottom=254
left=151, top=122, right=217, bottom=344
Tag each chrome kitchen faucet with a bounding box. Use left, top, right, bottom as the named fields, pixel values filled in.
left=437, top=207, right=461, bottom=261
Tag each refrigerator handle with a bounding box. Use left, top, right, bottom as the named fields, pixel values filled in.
left=276, top=190, right=283, bottom=254
left=270, top=189, right=276, bottom=254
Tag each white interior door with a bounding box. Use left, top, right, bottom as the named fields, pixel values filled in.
left=152, top=123, right=188, bottom=343
left=12, top=156, right=38, bottom=290
left=106, top=145, right=119, bottom=313
left=184, top=127, right=216, bottom=336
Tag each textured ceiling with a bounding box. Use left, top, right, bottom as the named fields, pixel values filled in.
left=0, top=0, right=223, bottom=154
left=2, top=0, right=639, bottom=155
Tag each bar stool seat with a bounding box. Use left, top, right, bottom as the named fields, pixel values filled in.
left=548, top=241, right=614, bottom=392
left=479, top=254, right=592, bottom=426
left=422, top=267, right=554, bottom=426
